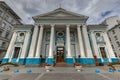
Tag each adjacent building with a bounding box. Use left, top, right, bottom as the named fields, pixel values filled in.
left=2, top=8, right=118, bottom=65
left=0, top=1, right=21, bottom=62
left=108, top=24, right=120, bottom=59
left=101, top=16, right=119, bottom=30
left=102, top=16, right=120, bottom=59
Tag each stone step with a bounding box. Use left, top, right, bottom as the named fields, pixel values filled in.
left=55, top=62, right=74, bottom=67
left=40, top=63, right=47, bottom=67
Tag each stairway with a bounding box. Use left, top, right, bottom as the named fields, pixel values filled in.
left=40, top=63, right=46, bottom=67
left=55, top=62, right=74, bottom=67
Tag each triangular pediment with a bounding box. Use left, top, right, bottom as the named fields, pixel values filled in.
left=45, top=12, right=74, bottom=17
left=33, top=8, right=88, bottom=19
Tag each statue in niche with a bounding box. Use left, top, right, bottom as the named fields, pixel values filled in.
left=96, top=33, right=103, bottom=42
left=57, top=38, right=64, bottom=46
left=17, top=33, right=24, bottom=42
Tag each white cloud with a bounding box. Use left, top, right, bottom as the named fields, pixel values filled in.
left=4, top=0, right=120, bottom=24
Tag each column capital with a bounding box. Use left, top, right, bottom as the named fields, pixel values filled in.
left=82, top=24, right=87, bottom=28
left=76, top=24, right=82, bottom=27
left=14, top=31, right=17, bottom=33
left=35, top=24, right=39, bottom=27
left=26, top=31, right=31, bottom=34
left=39, top=24, right=44, bottom=27
left=50, top=24, right=55, bottom=27
left=89, top=31, right=94, bottom=33
left=66, top=24, right=70, bottom=27
left=40, top=25, right=44, bottom=29
left=34, top=25, right=39, bottom=29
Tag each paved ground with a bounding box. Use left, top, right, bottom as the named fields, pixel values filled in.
left=0, top=66, right=120, bottom=80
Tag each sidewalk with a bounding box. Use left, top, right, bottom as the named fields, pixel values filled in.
left=0, top=66, right=120, bottom=80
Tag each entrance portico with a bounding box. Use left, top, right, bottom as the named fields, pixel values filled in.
left=26, top=24, right=95, bottom=65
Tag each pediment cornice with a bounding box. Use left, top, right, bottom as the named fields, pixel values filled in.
left=33, top=8, right=88, bottom=20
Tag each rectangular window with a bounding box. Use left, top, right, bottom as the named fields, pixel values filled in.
left=0, top=10, right=2, bottom=16
left=11, top=19, right=14, bottom=24
left=2, top=42, right=6, bottom=48
left=5, top=15, right=9, bottom=20
left=111, top=45, right=114, bottom=49
left=8, top=26, right=12, bottom=30
left=109, top=37, right=111, bottom=41
left=13, top=47, right=20, bottom=58
left=112, top=30, right=115, bottom=34
left=5, top=32, right=9, bottom=38
left=114, top=52, right=117, bottom=57
left=100, top=47, right=107, bottom=58
left=2, top=22, right=6, bottom=28
left=0, top=31, right=2, bottom=36
left=114, top=36, right=118, bottom=40
left=116, top=41, right=120, bottom=47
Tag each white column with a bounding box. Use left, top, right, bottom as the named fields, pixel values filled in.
left=66, top=25, right=72, bottom=58
left=20, top=31, right=31, bottom=58
left=90, top=31, right=100, bottom=58
left=103, top=32, right=116, bottom=58
left=5, top=32, right=17, bottom=58
left=77, top=25, right=85, bottom=58
left=48, top=25, right=54, bottom=58
left=35, top=25, right=44, bottom=58
left=28, top=25, right=39, bottom=57
left=82, top=24, right=93, bottom=58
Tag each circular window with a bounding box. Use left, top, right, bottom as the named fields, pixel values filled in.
left=96, top=33, right=100, bottom=37
left=19, top=33, right=24, bottom=36
left=57, top=32, right=64, bottom=37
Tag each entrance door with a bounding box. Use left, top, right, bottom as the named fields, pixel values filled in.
left=56, top=47, right=64, bottom=62
left=100, top=47, right=107, bottom=58
left=13, top=47, right=20, bottom=58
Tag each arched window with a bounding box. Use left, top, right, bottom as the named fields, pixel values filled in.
left=19, top=33, right=24, bottom=36
left=96, top=33, right=100, bottom=37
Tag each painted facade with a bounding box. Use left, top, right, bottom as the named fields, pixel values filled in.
left=2, top=8, right=118, bottom=65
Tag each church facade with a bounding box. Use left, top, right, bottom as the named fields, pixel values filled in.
left=2, top=8, right=118, bottom=65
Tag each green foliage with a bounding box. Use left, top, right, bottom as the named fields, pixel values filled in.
left=0, top=62, right=19, bottom=67
left=107, top=62, right=120, bottom=66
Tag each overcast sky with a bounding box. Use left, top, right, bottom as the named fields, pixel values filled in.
left=4, top=0, right=120, bottom=24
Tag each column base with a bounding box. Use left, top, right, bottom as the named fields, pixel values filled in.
left=2, top=58, right=9, bottom=64
left=65, top=58, right=74, bottom=64
left=97, top=58, right=102, bottom=63
left=46, top=58, right=55, bottom=64
left=11, top=58, right=18, bottom=63
left=76, top=58, right=95, bottom=65
left=102, top=58, right=109, bottom=63
left=99, top=58, right=118, bottom=63
left=25, top=58, right=41, bottom=65
left=76, top=58, right=119, bottom=65
left=18, top=58, right=26, bottom=64
left=111, top=58, right=119, bottom=62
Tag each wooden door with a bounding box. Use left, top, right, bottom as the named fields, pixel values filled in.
left=56, top=47, right=64, bottom=62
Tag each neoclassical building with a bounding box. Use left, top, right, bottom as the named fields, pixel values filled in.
left=2, top=8, right=118, bottom=65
